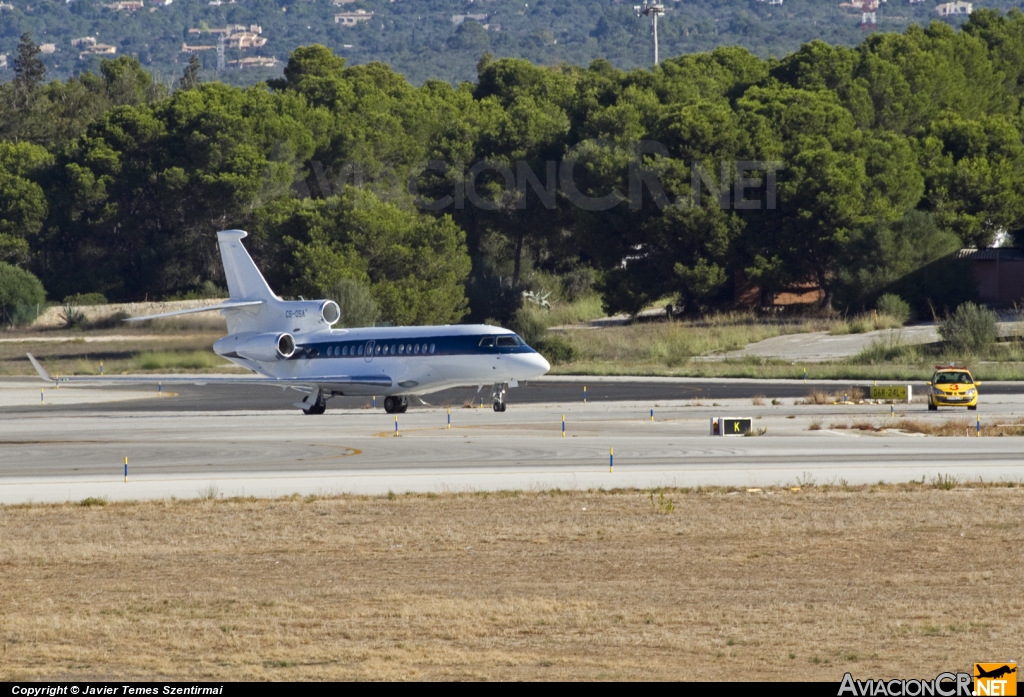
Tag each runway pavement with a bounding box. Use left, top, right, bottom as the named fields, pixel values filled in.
left=2, top=378, right=1023, bottom=503
left=4, top=374, right=1024, bottom=414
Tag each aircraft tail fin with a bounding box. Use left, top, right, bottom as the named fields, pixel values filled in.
left=217, top=230, right=278, bottom=302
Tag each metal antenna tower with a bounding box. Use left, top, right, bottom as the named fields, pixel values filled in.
left=217, top=32, right=225, bottom=72
left=634, top=0, right=665, bottom=66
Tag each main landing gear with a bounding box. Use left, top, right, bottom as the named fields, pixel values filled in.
left=384, top=396, right=408, bottom=414
left=491, top=383, right=507, bottom=412
left=300, top=389, right=327, bottom=415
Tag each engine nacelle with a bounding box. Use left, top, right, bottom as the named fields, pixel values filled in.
left=216, top=332, right=296, bottom=362
left=276, top=299, right=341, bottom=330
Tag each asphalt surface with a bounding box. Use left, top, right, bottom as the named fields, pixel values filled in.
left=3, top=400, right=1024, bottom=503
left=3, top=376, right=1023, bottom=414
left=3, top=376, right=1023, bottom=503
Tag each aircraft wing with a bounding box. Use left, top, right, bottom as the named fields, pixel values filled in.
left=26, top=353, right=392, bottom=389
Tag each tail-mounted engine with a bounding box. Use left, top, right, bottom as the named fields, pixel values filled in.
left=214, top=332, right=296, bottom=362
left=273, top=299, right=341, bottom=333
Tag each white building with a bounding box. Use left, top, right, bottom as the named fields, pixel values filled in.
left=936, top=1, right=972, bottom=16
left=225, top=31, right=267, bottom=49
left=104, top=1, right=143, bottom=10
left=335, top=10, right=373, bottom=25
left=452, top=13, right=488, bottom=24
left=79, top=43, right=117, bottom=58
left=228, top=56, right=280, bottom=69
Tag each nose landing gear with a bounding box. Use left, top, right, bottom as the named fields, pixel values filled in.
left=491, top=383, right=507, bottom=412
left=384, top=396, right=409, bottom=414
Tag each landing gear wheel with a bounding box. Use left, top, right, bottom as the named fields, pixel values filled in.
left=302, top=389, right=327, bottom=415
left=928, top=402, right=937, bottom=411
left=384, top=396, right=409, bottom=414
left=968, top=405, right=977, bottom=411
left=490, top=382, right=507, bottom=413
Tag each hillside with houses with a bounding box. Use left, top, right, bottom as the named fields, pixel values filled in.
left=1, top=0, right=1021, bottom=86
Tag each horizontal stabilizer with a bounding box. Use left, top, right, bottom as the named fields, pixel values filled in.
left=124, top=300, right=264, bottom=322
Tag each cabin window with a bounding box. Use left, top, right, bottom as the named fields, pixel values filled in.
left=414, top=344, right=420, bottom=354
left=375, top=345, right=381, bottom=355
left=479, top=337, right=495, bottom=348
left=342, top=345, right=348, bottom=357
left=398, top=344, right=405, bottom=354
left=429, top=343, right=436, bottom=354
left=405, top=344, right=412, bottom=354
left=391, top=344, right=396, bottom=355
left=496, top=336, right=520, bottom=348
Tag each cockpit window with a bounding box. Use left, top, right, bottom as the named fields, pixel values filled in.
left=496, top=336, right=520, bottom=348
left=479, top=337, right=495, bottom=347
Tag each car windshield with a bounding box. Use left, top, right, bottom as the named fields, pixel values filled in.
left=934, top=372, right=972, bottom=385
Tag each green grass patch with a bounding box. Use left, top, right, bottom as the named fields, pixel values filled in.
left=522, top=294, right=607, bottom=328
left=135, top=350, right=228, bottom=371
left=554, top=312, right=840, bottom=368
left=830, top=313, right=905, bottom=335
left=545, top=312, right=1024, bottom=380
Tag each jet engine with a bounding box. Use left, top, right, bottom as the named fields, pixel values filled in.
left=320, top=300, right=341, bottom=325
left=230, top=332, right=296, bottom=362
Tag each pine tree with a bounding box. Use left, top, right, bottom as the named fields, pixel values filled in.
left=179, top=53, right=202, bottom=91
left=12, top=33, right=46, bottom=107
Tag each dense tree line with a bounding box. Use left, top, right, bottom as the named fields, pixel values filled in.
left=5, top=10, right=1024, bottom=325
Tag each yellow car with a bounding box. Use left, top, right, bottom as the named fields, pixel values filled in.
left=927, top=366, right=980, bottom=411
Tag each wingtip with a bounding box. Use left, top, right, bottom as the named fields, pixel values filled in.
left=26, top=353, right=53, bottom=382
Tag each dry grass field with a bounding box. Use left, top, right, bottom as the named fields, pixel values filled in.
left=0, top=329, right=242, bottom=376
left=1, top=485, right=1021, bottom=681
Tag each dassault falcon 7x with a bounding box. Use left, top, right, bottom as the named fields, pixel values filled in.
left=27, top=229, right=551, bottom=414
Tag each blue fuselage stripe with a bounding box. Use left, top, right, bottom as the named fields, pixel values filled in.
left=295, top=334, right=537, bottom=360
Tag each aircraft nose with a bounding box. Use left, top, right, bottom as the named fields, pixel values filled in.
left=532, top=352, right=551, bottom=375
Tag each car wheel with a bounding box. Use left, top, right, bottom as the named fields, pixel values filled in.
left=928, top=402, right=937, bottom=411
left=967, top=405, right=977, bottom=411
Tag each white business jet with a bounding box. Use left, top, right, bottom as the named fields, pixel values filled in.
left=27, top=230, right=551, bottom=414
